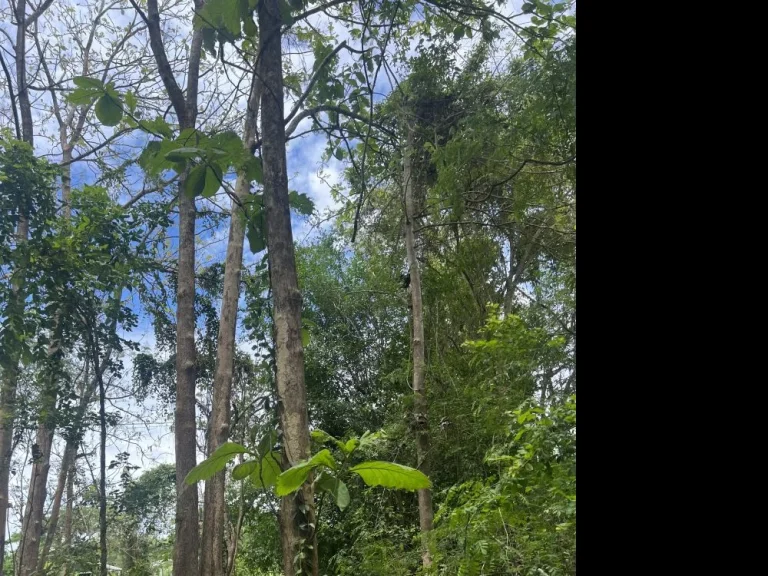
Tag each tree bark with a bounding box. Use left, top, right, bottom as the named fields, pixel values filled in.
left=403, top=120, right=434, bottom=569
left=200, top=63, right=263, bottom=576
left=60, top=460, right=74, bottom=576
left=135, top=1, right=203, bottom=574
left=0, top=1, right=37, bottom=569
left=258, top=1, right=318, bottom=573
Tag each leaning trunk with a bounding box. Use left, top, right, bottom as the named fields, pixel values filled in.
left=258, top=1, right=318, bottom=573
left=403, top=120, right=434, bottom=569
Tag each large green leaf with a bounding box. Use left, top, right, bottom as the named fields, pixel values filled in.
left=244, top=156, right=263, bottom=183
left=246, top=216, right=265, bottom=254
left=185, top=164, right=207, bottom=198
left=232, top=460, right=258, bottom=480
left=201, top=163, right=223, bottom=198
left=165, top=147, right=206, bottom=162
left=349, top=461, right=431, bottom=491
left=95, top=94, right=123, bottom=126
left=185, top=442, right=248, bottom=484
left=73, top=76, right=104, bottom=90
left=315, top=472, right=350, bottom=511
left=289, top=191, right=314, bottom=216
left=310, top=429, right=337, bottom=444
left=251, top=451, right=281, bottom=489
left=275, top=449, right=336, bottom=496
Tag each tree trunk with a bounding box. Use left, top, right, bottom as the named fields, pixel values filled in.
left=200, top=65, right=262, bottom=576
left=136, top=1, right=203, bottom=573
left=258, top=1, right=318, bottom=573
left=403, top=120, right=434, bottom=569
left=60, top=460, right=74, bottom=576
left=94, top=338, right=108, bottom=576
left=0, top=1, right=36, bottom=570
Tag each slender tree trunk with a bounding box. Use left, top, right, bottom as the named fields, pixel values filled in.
left=403, top=120, right=434, bottom=569
left=135, top=1, right=203, bottom=573
left=93, top=338, right=108, bottom=576
left=0, top=216, right=25, bottom=575
left=200, top=62, right=262, bottom=576
left=60, top=461, right=74, bottom=576
left=258, top=1, right=318, bottom=573
left=0, top=2, right=36, bottom=569
left=37, top=443, right=75, bottom=568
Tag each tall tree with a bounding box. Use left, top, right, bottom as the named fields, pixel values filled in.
left=258, top=0, right=318, bottom=572
left=200, top=55, right=264, bottom=576
left=127, top=0, right=204, bottom=573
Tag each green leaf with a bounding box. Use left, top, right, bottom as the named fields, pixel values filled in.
left=251, top=451, right=281, bottom=488
left=185, top=164, right=207, bottom=198
left=244, top=156, right=263, bottom=183
left=124, top=91, right=137, bottom=113
left=315, top=473, right=350, bottom=511
left=289, top=191, right=314, bottom=215
left=275, top=449, right=336, bottom=496
left=232, top=460, right=258, bottom=480
left=453, top=25, right=465, bottom=41
left=311, top=429, right=337, bottom=444
left=349, top=461, right=431, bottom=491
left=185, top=442, right=248, bottom=484
left=95, top=94, right=123, bottom=126
left=73, top=76, right=104, bottom=90
left=139, top=117, right=173, bottom=139
left=301, top=327, right=310, bottom=347
left=202, top=26, right=217, bottom=55
left=246, top=215, right=266, bottom=254
left=165, top=147, right=206, bottom=162
left=340, top=438, right=359, bottom=455
left=243, top=14, right=257, bottom=37
left=221, top=0, right=241, bottom=36
left=66, top=88, right=100, bottom=106
left=257, top=430, right=278, bottom=457
left=202, top=163, right=224, bottom=197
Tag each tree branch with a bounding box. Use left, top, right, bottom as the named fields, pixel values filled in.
left=284, top=40, right=346, bottom=126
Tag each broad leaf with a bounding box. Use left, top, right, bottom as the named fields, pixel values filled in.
left=95, top=94, right=123, bottom=126
left=73, top=76, right=105, bottom=90
left=289, top=191, right=314, bottom=216
left=349, top=461, right=431, bottom=491
left=185, top=442, right=248, bottom=484
left=246, top=216, right=265, bottom=254
left=311, top=429, right=337, bottom=444
left=202, top=163, right=223, bottom=198
left=232, top=460, right=258, bottom=480
left=340, top=438, right=359, bottom=455
left=165, top=147, right=206, bottom=162
left=301, top=327, right=310, bottom=347
left=251, top=451, right=281, bottom=489
left=185, top=164, right=207, bottom=198
left=275, top=449, right=336, bottom=496
left=244, top=156, right=263, bottom=183
left=124, top=91, right=137, bottom=112
left=315, top=472, right=350, bottom=511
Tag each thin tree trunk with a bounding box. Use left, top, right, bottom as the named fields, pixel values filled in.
left=0, top=216, right=25, bottom=576
left=60, top=460, right=74, bottom=576
left=37, top=444, right=75, bottom=568
left=200, top=65, right=262, bottom=576
left=134, top=1, right=203, bottom=573
left=258, top=1, right=318, bottom=573
left=93, top=336, right=108, bottom=576
left=403, top=120, right=434, bottom=569
left=0, top=1, right=36, bottom=569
